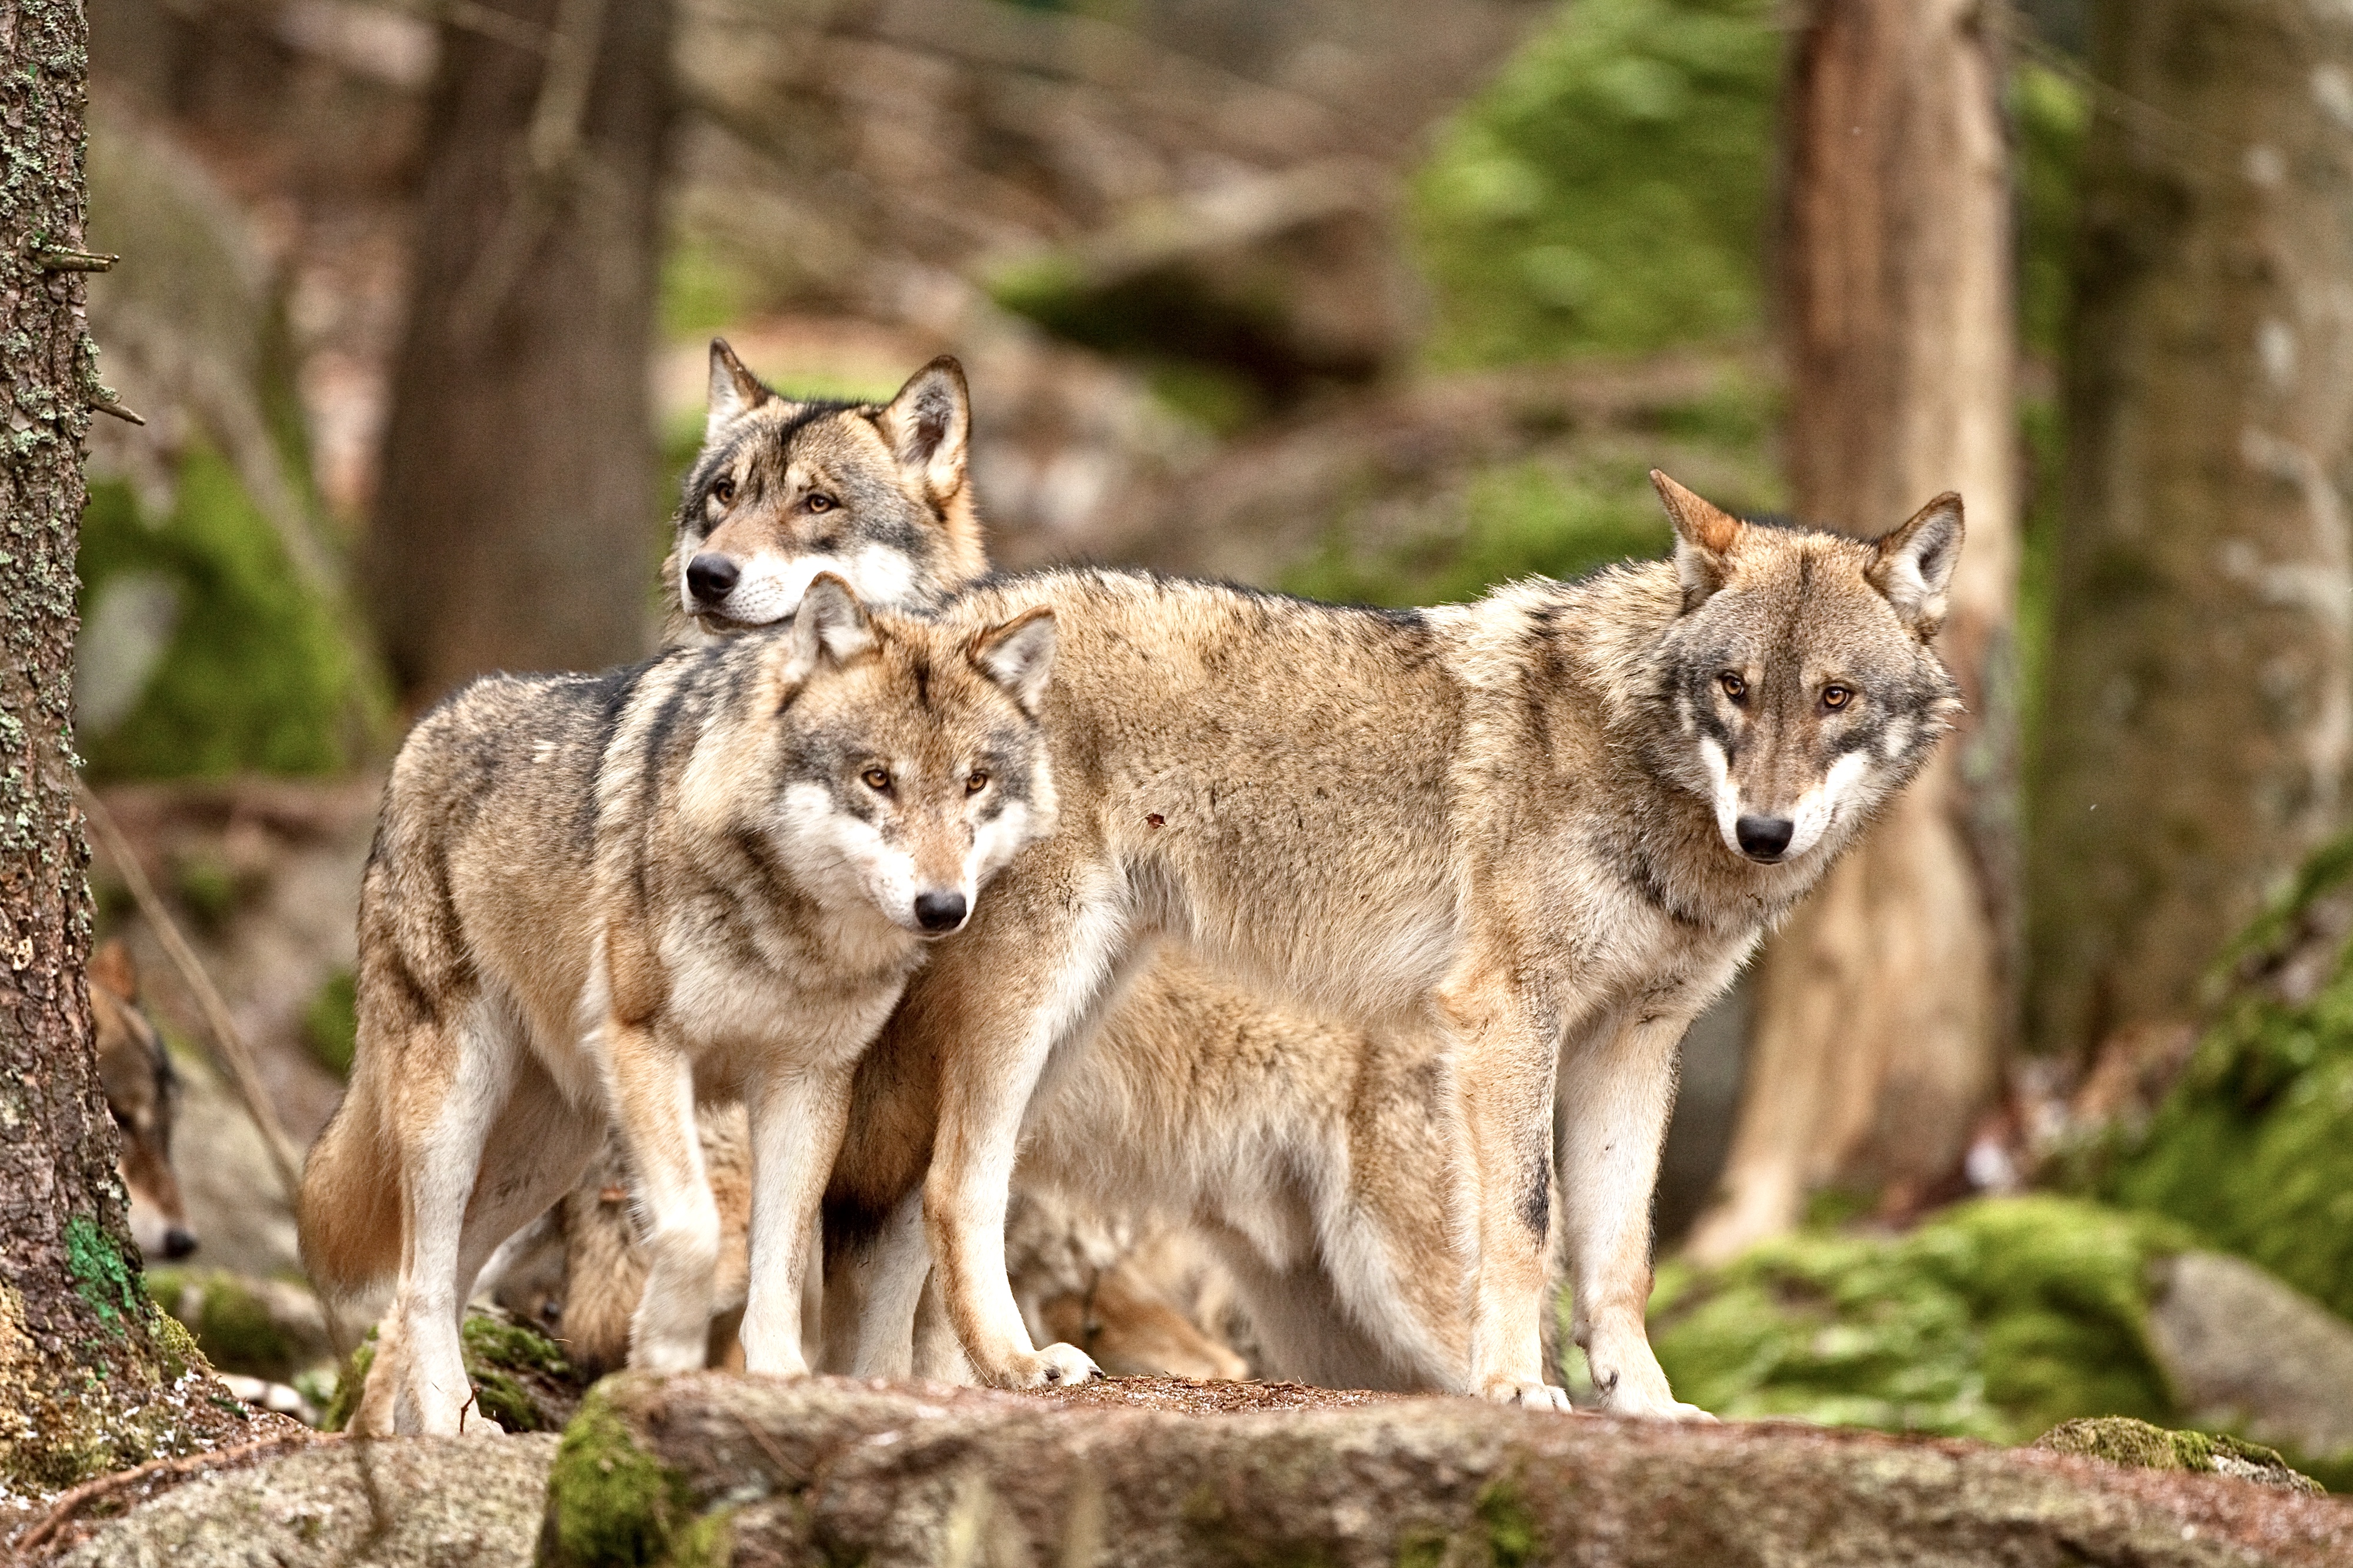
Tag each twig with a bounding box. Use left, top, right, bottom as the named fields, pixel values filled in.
left=32, top=243, right=117, bottom=272
left=88, top=393, right=145, bottom=425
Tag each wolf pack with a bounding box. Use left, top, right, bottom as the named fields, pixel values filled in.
left=280, top=342, right=1965, bottom=1434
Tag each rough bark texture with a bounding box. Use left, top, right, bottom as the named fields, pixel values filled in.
left=2029, top=0, right=2353, bottom=1060
left=517, top=1373, right=2353, bottom=1568
left=0, top=0, right=263, bottom=1506
left=363, top=0, right=672, bottom=707
left=1687, top=0, right=2019, bottom=1261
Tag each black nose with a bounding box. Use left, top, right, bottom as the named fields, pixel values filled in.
left=161, top=1227, right=198, bottom=1260
left=1736, top=815, right=1795, bottom=861
left=914, top=890, right=968, bottom=932
left=685, top=552, right=739, bottom=606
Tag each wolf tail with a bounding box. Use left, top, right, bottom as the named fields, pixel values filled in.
left=297, top=1053, right=404, bottom=1296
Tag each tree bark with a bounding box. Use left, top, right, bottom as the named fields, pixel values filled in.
left=1687, top=0, right=2018, bottom=1262
left=364, top=0, right=673, bottom=706
left=2029, top=0, right=2353, bottom=1062
left=0, top=0, right=252, bottom=1498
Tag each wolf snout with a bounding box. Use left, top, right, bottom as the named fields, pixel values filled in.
left=160, top=1226, right=198, bottom=1260
left=914, top=890, right=969, bottom=933
left=686, top=552, right=740, bottom=607
left=1735, top=815, right=1795, bottom=862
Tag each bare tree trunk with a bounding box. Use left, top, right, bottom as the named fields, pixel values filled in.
left=2029, top=0, right=2353, bottom=1062
left=1686, top=0, right=2018, bottom=1262
left=364, top=0, right=672, bottom=706
left=0, top=1, right=252, bottom=1497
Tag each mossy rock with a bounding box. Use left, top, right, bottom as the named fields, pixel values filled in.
left=319, top=1309, right=588, bottom=1435
left=2035, top=1416, right=2322, bottom=1494
left=144, top=1268, right=329, bottom=1385
left=2100, top=828, right=2353, bottom=1325
left=1645, top=1195, right=2188, bottom=1443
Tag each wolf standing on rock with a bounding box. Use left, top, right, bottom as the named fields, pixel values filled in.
left=830, top=472, right=1966, bottom=1414
left=296, top=576, right=1059, bottom=1435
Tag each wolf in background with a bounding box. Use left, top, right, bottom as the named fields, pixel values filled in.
left=92, top=940, right=200, bottom=1264
left=298, top=576, right=1059, bottom=1434
left=824, top=473, right=1964, bottom=1414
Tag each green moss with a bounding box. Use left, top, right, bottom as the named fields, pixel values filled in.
left=149, top=1269, right=308, bottom=1382
left=2012, top=62, right=2088, bottom=363
left=1648, top=1196, right=2185, bottom=1443
left=319, top=1313, right=578, bottom=1434
left=2035, top=1416, right=2321, bottom=1494
left=65, top=1213, right=139, bottom=1328
left=542, top=1382, right=697, bottom=1568
left=1412, top=0, right=1779, bottom=366
left=1475, top=1479, right=1538, bottom=1568
left=318, top=1330, right=372, bottom=1434
left=302, top=967, right=358, bottom=1079
left=2098, top=829, right=2353, bottom=1323
left=76, top=445, right=387, bottom=781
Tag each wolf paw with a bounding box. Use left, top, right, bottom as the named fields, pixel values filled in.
left=1481, top=1379, right=1575, bottom=1413
left=1012, top=1342, right=1102, bottom=1389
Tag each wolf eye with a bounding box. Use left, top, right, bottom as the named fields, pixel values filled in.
left=862, top=767, right=891, bottom=792
left=710, top=476, right=736, bottom=505
left=806, top=493, right=837, bottom=513
left=1719, top=672, right=1747, bottom=702
left=966, top=769, right=989, bottom=795
left=1822, top=685, right=1853, bottom=710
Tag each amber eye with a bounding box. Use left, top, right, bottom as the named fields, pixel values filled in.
left=862, top=767, right=891, bottom=792
left=1822, top=684, right=1852, bottom=710
left=806, top=493, right=836, bottom=513
left=966, top=770, right=989, bottom=795
left=1719, top=672, right=1747, bottom=702
left=710, top=476, right=736, bottom=505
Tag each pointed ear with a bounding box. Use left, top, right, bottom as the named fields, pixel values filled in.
left=784, top=573, right=875, bottom=682
left=970, top=605, right=1056, bottom=716
left=875, top=356, right=971, bottom=502
left=89, top=939, right=136, bottom=1002
left=707, top=338, right=772, bottom=441
left=1651, top=470, right=1744, bottom=609
left=1869, top=492, right=1964, bottom=636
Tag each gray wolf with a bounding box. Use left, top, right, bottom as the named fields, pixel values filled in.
left=92, top=940, right=199, bottom=1263
left=664, top=341, right=985, bottom=636
left=822, top=472, right=1963, bottom=1414
left=296, top=576, right=1059, bottom=1434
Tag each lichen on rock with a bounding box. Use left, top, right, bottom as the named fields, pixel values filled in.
left=2035, top=1416, right=2322, bottom=1494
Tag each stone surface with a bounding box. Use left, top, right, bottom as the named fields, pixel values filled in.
left=46, top=1432, right=557, bottom=1567
left=540, top=1373, right=2353, bottom=1567
left=2148, top=1250, right=2353, bottom=1463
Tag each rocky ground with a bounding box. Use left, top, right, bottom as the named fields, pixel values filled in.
left=15, top=1373, right=2350, bottom=1567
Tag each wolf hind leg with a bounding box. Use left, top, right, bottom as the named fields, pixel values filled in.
left=602, top=1022, right=718, bottom=1373
left=829, top=1187, right=927, bottom=1377
left=453, top=1058, right=606, bottom=1317
left=738, top=1057, right=855, bottom=1375
left=382, top=993, right=519, bottom=1436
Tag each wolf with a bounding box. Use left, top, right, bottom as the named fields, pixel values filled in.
left=91, top=940, right=199, bottom=1263
left=821, top=473, right=1964, bottom=1414
left=296, top=576, right=1059, bottom=1435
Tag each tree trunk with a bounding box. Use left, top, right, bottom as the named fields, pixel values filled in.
left=364, top=0, right=673, bottom=706
left=2029, top=0, right=2353, bottom=1062
left=1686, top=0, right=2018, bottom=1262
left=0, top=1, right=253, bottom=1499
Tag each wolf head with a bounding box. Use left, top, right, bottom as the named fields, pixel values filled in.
left=665, top=343, right=989, bottom=636
left=742, top=575, right=1058, bottom=936
left=90, top=940, right=197, bottom=1262
left=1645, top=471, right=1964, bottom=868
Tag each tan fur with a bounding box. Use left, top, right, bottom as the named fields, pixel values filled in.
left=91, top=941, right=196, bottom=1263
left=824, top=479, right=1963, bottom=1413
left=298, top=579, right=1058, bottom=1435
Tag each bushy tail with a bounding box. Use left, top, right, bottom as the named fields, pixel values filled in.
left=297, top=1077, right=403, bottom=1296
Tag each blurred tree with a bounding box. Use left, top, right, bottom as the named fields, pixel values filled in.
left=0, top=0, right=249, bottom=1493
left=365, top=0, right=672, bottom=704
left=2029, top=0, right=2353, bottom=1061
left=1686, top=0, right=2018, bottom=1261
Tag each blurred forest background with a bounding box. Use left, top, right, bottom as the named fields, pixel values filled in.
left=62, top=0, right=2353, bottom=1489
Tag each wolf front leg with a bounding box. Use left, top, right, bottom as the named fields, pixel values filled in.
left=1440, top=970, right=1573, bottom=1412
left=738, top=1057, right=857, bottom=1374
left=602, top=1020, right=721, bottom=1373
left=1556, top=999, right=1711, bottom=1420
left=922, top=885, right=1131, bottom=1389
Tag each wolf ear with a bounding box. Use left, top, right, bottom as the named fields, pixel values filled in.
left=1869, top=492, right=1964, bottom=636
left=89, top=939, right=137, bottom=1002
left=876, top=357, right=971, bottom=503
left=971, top=605, right=1056, bottom=716
left=785, top=573, right=876, bottom=681
left=707, top=338, right=772, bottom=441
left=1652, top=470, right=1744, bottom=609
